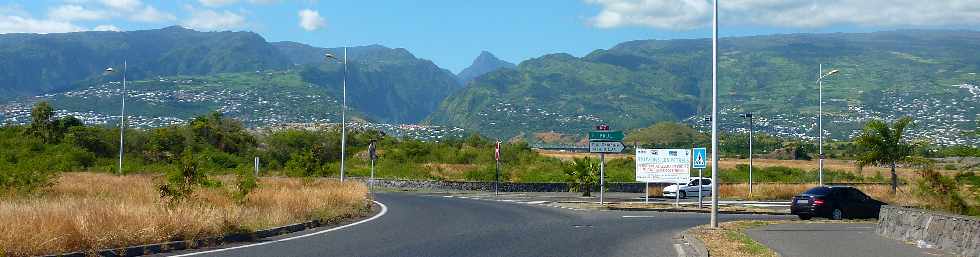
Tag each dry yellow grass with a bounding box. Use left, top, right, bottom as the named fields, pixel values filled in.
left=535, top=150, right=631, bottom=161
left=690, top=221, right=778, bottom=257
left=423, top=163, right=478, bottom=180
left=0, top=172, right=370, bottom=257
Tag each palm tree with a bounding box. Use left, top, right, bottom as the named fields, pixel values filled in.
left=853, top=117, right=916, bottom=193
left=564, top=157, right=600, bottom=196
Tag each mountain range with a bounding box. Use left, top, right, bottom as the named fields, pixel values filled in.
left=456, top=51, right=516, bottom=85
left=429, top=30, right=979, bottom=144
left=0, top=28, right=977, bottom=145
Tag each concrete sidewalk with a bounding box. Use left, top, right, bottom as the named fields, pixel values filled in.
left=746, top=223, right=951, bottom=257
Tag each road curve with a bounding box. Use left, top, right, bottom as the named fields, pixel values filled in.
left=159, top=192, right=782, bottom=257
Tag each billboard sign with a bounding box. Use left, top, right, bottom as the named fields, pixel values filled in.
left=635, top=148, right=691, bottom=183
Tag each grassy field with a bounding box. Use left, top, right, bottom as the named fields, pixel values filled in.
left=0, top=172, right=371, bottom=257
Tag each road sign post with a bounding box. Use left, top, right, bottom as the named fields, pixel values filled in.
left=645, top=182, right=649, bottom=204
left=693, top=148, right=707, bottom=209
left=698, top=168, right=703, bottom=209
left=369, top=140, right=377, bottom=188
left=495, top=140, right=501, bottom=196
left=254, top=157, right=259, bottom=177
left=599, top=153, right=605, bottom=205
left=589, top=128, right=623, bottom=206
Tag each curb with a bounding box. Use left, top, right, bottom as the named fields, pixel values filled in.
left=604, top=206, right=792, bottom=216
left=39, top=203, right=376, bottom=257
left=680, top=228, right=710, bottom=257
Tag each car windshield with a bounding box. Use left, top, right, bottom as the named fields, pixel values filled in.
left=802, top=187, right=832, bottom=196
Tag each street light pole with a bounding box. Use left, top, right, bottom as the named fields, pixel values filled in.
left=742, top=113, right=753, bottom=195
left=818, top=64, right=823, bottom=186
left=710, top=0, right=719, bottom=228
left=325, top=48, right=349, bottom=182
left=105, top=61, right=127, bottom=175
left=816, top=65, right=839, bottom=186
left=340, top=47, right=348, bottom=182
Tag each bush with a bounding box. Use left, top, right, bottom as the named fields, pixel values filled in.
left=916, top=168, right=972, bottom=215
left=158, top=149, right=219, bottom=205
left=234, top=167, right=258, bottom=202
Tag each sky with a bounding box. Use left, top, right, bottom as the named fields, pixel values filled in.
left=2, top=0, right=979, bottom=73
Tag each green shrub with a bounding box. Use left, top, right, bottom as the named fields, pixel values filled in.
left=234, top=167, right=258, bottom=202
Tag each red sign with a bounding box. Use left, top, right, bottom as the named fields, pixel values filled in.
left=495, top=141, right=501, bottom=161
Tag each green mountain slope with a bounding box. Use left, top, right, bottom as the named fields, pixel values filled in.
left=429, top=30, right=980, bottom=144
left=0, top=26, right=291, bottom=98
left=279, top=43, right=462, bottom=123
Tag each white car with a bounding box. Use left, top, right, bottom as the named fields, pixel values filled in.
left=662, top=178, right=713, bottom=198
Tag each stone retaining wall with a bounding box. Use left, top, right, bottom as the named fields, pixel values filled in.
left=354, top=178, right=672, bottom=193
left=876, top=205, right=980, bottom=256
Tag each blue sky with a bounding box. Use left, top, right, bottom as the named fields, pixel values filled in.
left=2, top=0, right=978, bottom=73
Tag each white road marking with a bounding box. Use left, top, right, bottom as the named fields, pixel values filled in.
left=169, top=200, right=388, bottom=257
left=673, top=243, right=687, bottom=257
left=499, top=199, right=517, bottom=202
left=621, top=215, right=658, bottom=218
left=524, top=201, right=549, bottom=204
left=442, top=195, right=454, bottom=198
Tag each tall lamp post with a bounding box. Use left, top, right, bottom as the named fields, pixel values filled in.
left=325, top=48, right=349, bottom=182
left=817, top=65, right=839, bottom=186
left=105, top=61, right=127, bottom=175
left=741, top=113, right=754, bottom=195
left=709, top=0, right=719, bottom=228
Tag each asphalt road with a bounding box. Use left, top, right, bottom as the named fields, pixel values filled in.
left=746, top=223, right=951, bottom=257
left=159, top=192, right=783, bottom=257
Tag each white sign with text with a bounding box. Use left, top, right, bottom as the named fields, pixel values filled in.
left=635, top=148, right=691, bottom=183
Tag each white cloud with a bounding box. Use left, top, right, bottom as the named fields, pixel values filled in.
left=48, top=5, right=109, bottom=21
left=92, top=24, right=121, bottom=31
left=0, top=15, right=83, bottom=34
left=130, top=5, right=176, bottom=23
left=586, top=0, right=980, bottom=29
left=183, top=8, right=247, bottom=30
left=199, top=0, right=239, bottom=7
left=298, top=9, right=325, bottom=31
left=100, top=0, right=142, bottom=11
left=249, top=0, right=281, bottom=3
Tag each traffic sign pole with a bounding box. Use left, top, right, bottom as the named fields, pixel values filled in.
left=675, top=182, right=680, bottom=207
left=698, top=168, right=703, bottom=209
left=645, top=182, right=649, bottom=204
left=599, top=153, right=605, bottom=205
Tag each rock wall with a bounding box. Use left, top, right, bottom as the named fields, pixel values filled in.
left=354, top=178, right=671, bottom=193
left=876, top=205, right=980, bottom=256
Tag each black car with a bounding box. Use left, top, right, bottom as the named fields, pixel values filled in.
left=790, top=186, right=886, bottom=220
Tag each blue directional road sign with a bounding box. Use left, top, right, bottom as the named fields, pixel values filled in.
left=692, top=147, right=707, bottom=169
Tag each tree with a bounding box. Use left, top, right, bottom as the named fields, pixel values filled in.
left=853, top=117, right=918, bottom=193
left=564, top=157, right=600, bottom=196
left=28, top=101, right=56, bottom=142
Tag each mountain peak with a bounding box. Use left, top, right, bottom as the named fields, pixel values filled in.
left=456, top=50, right=516, bottom=85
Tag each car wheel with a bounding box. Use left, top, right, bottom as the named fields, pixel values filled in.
left=798, top=215, right=812, bottom=220
left=832, top=208, right=843, bottom=220
left=680, top=191, right=687, bottom=199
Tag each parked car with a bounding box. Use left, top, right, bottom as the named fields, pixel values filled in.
left=790, top=186, right=886, bottom=220
left=662, top=178, right=712, bottom=198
